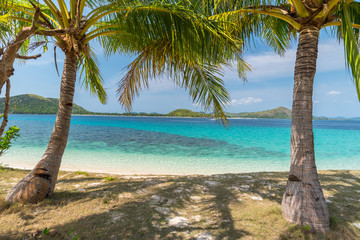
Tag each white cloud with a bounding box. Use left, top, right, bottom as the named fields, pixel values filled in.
left=223, top=39, right=346, bottom=82
left=327, top=90, right=341, bottom=95
left=231, top=97, right=263, bottom=105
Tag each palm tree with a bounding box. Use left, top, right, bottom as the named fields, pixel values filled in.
left=193, top=0, right=360, bottom=232
left=3, top=0, right=242, bottom=204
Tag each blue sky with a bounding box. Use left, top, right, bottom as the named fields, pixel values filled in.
left=8, top=30, right=360, bottom=118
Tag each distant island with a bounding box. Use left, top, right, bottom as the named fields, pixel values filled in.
left=0, top=94, right=91, bottom=115
left=0, top=94, right=335, bottom=120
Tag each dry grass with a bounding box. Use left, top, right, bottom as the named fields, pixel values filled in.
left=0, top=167, right=360, bottom=240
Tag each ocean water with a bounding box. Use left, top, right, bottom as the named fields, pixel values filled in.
left=1, top=114, right=360, bottom=174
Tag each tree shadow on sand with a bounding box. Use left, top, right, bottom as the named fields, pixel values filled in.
left=1, top=170, right=360, bottom=239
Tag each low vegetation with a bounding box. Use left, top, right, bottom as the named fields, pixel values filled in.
left=167, top=109, right=212, bottom=118
left=0, top=94, right=335, bottom=120
left=0, top=94, right=90, bottom=115
left=227, top=107, right=292, bottom=119
left=0, top=167, right=359, bottom=239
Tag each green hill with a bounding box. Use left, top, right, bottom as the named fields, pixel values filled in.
left=227, top=107, right=292, bottom=119
left=167, top=109, right=212, bottom=118
left=0, top=94, right=92, bottom=114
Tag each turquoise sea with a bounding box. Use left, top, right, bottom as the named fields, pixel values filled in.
left=1, top=114, right=360, bottom=175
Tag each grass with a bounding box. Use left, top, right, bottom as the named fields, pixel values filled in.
left=0, top=167, right=360, bottom=239
left=75, top=171, right=89, bottom=176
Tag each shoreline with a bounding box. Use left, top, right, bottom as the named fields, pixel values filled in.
left=4, top=163, right=285, bottom=176
left=5, top=163, right=359, bottom=177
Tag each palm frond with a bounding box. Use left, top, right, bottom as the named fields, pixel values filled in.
left=341, top=2, right=360, bottom=101
left=79, top=48, right=108, bottom=104
left=117, top=36, right=231, bottom=124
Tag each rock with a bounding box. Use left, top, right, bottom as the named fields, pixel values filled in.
left=173, top=188, right=183, bottom=194
left=150, top=195, right=168, bottom=205
left=352, top=222, right=360, bottom=229
left=191, top=215, right=201, bottom=222
left=195, top=232, right=214, bottom=240
left=241, top=185, right=250, bottom=189
left=184, top=189, right=191, bottom=193
left=74, top=184, right=81, bottom=188
left=168, top=217, right=189, bottom=227
left=155, top=207, right=171, bottom=215
left=250, top=196, right=263, bottom=201
left=77, top=188, right=85, bottom=192
left=204, top=181, right=219, bottom=187
left=325, top=199, right=332, bottom=203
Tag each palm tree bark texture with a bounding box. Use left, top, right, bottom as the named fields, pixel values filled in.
left=5, top=51, right=78, bottom=203
left=282, top=26, right=330, bottom=232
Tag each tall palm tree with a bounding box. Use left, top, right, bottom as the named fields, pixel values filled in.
left=3, top=0, right=242, bottom=204
left=191, top=0, right=360, bottom=232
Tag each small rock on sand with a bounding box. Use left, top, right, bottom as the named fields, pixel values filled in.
left=168, top=217, right=189, bottom=227
left=204, top=181, right=219, bottom=187
left=150, top=195, right=168, bottom=205
left=191, top=215, right=201, bottom=222
left=154, top=207, right=171, bottom=215
left=173, top=188, right=183, bottom=194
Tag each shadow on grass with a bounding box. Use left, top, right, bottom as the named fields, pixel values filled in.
left=0, top=170, right=360, bottom=239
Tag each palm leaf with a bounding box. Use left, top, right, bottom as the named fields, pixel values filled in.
left=117, top=36, right=231, bottom=124
left=79, top=48, right=107, bottom=104
left=341, top=2, right=360, bottom=101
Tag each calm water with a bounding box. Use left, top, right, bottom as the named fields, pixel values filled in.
left=1, top=114, right=360, bottom=174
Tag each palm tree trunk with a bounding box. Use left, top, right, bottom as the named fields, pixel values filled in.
left=0, top=8, right=40, bottom=94
left=281, top=26, right=330, bottom=232
left=5, top=51, right=78, bottom=203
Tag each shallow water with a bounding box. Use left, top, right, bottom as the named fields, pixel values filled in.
left=1, top=115, right=360, bottom=174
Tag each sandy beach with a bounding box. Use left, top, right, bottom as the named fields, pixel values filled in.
left=1, top=167, right=360, bottom=239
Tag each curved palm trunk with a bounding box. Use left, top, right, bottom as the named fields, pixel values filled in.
left=5, top=51, right=77, bottom=203
left=281, top=26, right=330, bottom=232
left=0, top=8, right=40, bottom=94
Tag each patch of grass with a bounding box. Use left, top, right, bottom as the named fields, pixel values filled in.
left=103, top=176, right=116, bottom=182
left=42, top=227, right=51, bottom=235
left=75, top=170, right=88, bottom=176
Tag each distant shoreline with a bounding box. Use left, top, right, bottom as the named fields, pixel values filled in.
left=8, top=113, right=351, bottom=120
